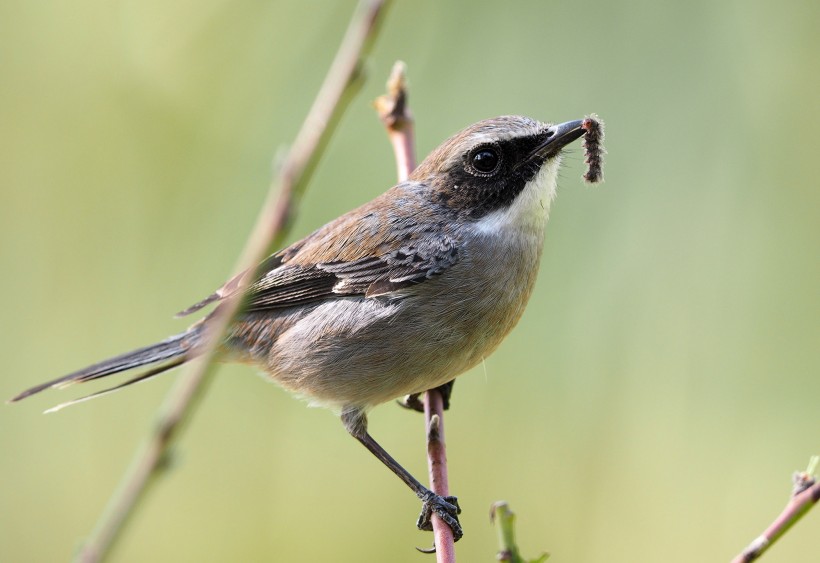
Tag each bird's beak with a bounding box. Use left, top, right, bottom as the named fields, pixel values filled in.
left=521, top=119, right=585, bottom=166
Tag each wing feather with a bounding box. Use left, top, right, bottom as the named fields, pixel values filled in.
left=176, top=182, right=461, bottom=313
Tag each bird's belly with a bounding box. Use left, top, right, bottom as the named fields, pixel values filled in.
left=236, top=235, right=542, bottom=410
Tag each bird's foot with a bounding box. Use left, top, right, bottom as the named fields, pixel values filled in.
left=397, top=392, right=424, bottom=412
left=416, top=491, right=462, bottom=541
left=397, top=380, right=455, bottom=413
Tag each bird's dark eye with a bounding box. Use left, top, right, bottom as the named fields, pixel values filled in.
left=469, top=146, right=501, bottom=175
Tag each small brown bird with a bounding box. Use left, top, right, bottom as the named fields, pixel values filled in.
left=11, top=115, right=599, bottom=541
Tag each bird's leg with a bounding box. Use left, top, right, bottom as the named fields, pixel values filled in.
left=396, top=379, right=455, bottom=413
left=341, top=408, right=462, bottom=540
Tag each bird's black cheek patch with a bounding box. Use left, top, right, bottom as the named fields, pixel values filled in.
left=430, top=168, right=529, bottom=219
left=425, top=132, right=551, bottom=220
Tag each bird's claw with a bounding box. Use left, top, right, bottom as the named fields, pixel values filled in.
left=397, top=392, right=425, bottom=413
left=397, top=380, right=455, bottom=413
left=416, top=491, right=463, bottom=541
left=415, top=543, right=437, bottom=554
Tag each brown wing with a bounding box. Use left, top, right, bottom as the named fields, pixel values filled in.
left=176, top=183, right=460, bottom=315
left=243, top=235, right=459, bottom=311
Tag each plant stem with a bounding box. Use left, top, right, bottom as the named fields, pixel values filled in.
left=374, top=60, right=457, bottom=562
left=73, top=2, right=391, bottom=561
left=731, top=456, right=820, bottom=562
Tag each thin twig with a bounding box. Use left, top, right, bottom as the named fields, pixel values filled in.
left=490, top=501, right=549, bottom=563
left=73, top=2, right=391, bottom=561
left=424, top=391, right=456, bottom=561
left=731, top=456, right=820, bottom=562
left=374, top=60, right=456, bottom=562
left=374, top=61, right=415, bottom=182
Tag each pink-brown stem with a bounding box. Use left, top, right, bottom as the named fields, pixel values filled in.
left=423, top=390, right=456, bottom=561
left=375, top=60, right=456, bottom=562
left=374, top=61, right=416, bottom=182
left=731, top=471, right=820, bottom=562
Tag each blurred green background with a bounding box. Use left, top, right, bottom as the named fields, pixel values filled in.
left=1, top=1, right=818, bottom=561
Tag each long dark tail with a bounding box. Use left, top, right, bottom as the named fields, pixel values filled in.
left=9, top=327, right=202, bottom=411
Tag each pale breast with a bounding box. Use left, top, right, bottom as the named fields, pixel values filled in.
left=248, top=226, right=545, bottom=411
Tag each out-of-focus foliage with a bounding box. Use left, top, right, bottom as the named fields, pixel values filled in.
left=1, top=1, right=818, bottom=561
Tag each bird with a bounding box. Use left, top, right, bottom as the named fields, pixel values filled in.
left=11, top=115, right=595, bottom=541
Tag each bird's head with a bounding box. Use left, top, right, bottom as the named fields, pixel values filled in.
left=411, top=116, right=584, bottom=229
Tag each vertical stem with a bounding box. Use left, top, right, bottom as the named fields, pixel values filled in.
left=375, top=60, right=456, bottom=561
left=424, top=390, right=456, bottom=561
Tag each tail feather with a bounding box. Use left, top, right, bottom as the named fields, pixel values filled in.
left=43, top=358, right=186, bottom=413
left=9, top=329, right=199, bottom=404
